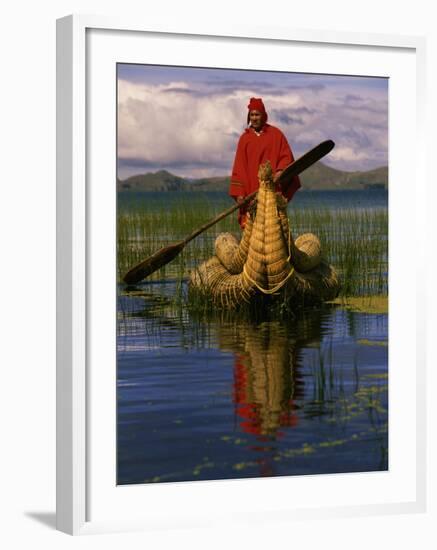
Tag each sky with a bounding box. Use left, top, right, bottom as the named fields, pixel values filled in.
left=117, top=64, right=388, bottom=180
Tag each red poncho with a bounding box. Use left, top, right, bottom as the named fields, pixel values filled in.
left=229, top=124, right=301, bottom=204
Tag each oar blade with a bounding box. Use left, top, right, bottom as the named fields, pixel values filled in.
left=123, top=241, right=185, bottom=284
left=277, top=139, right=335, bottom=191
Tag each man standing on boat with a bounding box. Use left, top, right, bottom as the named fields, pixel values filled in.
left=229, top=97, right=301, bottom=228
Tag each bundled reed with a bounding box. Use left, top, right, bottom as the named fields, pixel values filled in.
left=190, top=161, right=340, bottom=309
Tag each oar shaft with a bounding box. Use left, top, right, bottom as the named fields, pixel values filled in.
left=182, top=191, right=257, bottom=245
left=122, top=140, right=335, bottom=284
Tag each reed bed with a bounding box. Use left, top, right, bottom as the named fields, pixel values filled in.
left=288, top=206, right=388, bottom=296
left=117, top=193, right=238, bottom=283
left=117, top=192, right=388, bottom=299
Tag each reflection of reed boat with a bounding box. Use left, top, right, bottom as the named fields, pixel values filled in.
left=216, top=306, right=328, bottom=440
left=220, top=321, right=302, bottom=438
left=190, top=161, right=340, bottom=309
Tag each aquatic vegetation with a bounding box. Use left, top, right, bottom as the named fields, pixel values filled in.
left=117, top=193, right=238, bottom=284
left=328, top=295, right=388, bottom=314
left=287, top=206, right=388, bottom=297
left=357, top=339, right=388, bottom=347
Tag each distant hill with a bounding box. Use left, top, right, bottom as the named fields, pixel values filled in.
left=117, top=170, right=187, bottom=191
left=299, top=163, right=388, bottom=190
left=117, top=163, right=388, bottom=192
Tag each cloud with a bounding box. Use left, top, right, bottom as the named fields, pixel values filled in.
left=117, top=71, right=388, bottom=178
left=273, top=112, right=305, bottom=125
left=118, top=79, right=303, bottom=175
left=344, top=93, right=364, bottom=103
left=329, top=146, right=370, bottom=164
left=118, top=80, right=247, bottom=173
left=162, top=87, right=205, bottom=97
left=271, top=106, right=319, bottom=126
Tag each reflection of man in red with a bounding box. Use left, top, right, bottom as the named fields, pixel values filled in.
left=233, top=352, right=299, bottom=440
left=229, top=97, right=301, bottom=228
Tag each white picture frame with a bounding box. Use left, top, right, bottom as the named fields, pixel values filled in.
left=56, top=14, right=427, bottom=535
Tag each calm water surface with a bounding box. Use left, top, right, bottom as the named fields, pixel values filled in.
left=117, top=288, right=388, bottom=484
left=118, top=188, right=388, bottom=213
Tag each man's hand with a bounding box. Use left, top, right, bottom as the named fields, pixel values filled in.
left=236, top=195, right=245, bottom=206
left=274, top=170, right=283, bottom=182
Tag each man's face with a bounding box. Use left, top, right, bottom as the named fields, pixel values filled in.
left=249, top=110, right=264, bottom=131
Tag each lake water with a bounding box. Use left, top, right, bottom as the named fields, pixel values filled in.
left=117, top=190, right=388, bottom=485
left=118, top=188, right=388, bottom=213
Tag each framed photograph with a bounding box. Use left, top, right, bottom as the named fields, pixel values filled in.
left=57, top=15, right=427, bottom=535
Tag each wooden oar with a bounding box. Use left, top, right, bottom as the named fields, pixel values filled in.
left=122, top=191, right=258, bottom=284
left=122, top=140, right=335, bottom=284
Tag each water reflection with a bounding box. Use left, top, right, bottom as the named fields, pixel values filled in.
left=117, top=285, right=388, bottom=484
left=216, top=310, right=328, bottom=440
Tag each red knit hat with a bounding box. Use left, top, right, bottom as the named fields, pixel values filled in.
left=247, top=97, right=268, bottom=124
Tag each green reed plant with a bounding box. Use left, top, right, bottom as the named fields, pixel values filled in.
left=288, top=206, right=387, bottom=297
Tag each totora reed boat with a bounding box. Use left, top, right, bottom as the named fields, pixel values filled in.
left=189, top=161, right=340, bottom=309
